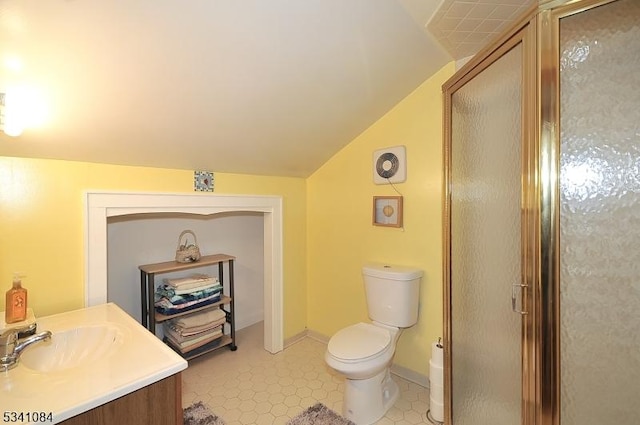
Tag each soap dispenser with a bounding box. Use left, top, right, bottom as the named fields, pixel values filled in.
left=5, top=273, right=28, bottom=324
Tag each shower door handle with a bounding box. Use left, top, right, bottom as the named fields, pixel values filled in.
left=511, top=283, right=528, bottom=315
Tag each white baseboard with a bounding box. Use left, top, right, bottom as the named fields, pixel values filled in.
left=235, top=311, right=265, bottom=332
left=284, top=329, right=309, bottom=348
left=305, top=329, right=330, bottom=344
left=390, top=363, right=429, bottom=388
left=299, top=328, right=429, bottom=388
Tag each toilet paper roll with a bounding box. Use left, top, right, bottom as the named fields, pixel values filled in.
left=429, top=397, right=444, bottom=422
left=429, top=360, right=444, bottom=386
left=430, top=382, right=444, bottom=403
left=431, top=341, right=443, bottom=367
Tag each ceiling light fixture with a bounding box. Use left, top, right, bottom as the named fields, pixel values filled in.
left=0, top=93, right=4, bottom=132
left=0, top=90, right=24, bottom=137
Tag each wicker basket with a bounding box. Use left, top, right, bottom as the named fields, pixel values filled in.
left=175, top=230, right=201, bottom=263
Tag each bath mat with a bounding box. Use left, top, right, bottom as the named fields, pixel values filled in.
left=287, top=403, right=355, bottom=425
left=183, top=401, right=226, bottom=425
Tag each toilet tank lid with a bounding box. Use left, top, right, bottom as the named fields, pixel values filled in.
left=362, top=263, right=423, bottom=280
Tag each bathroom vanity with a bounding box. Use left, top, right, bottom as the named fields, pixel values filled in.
left=0, top=303, right=187, bottom=424
left=60, top=373, right=182, bottom=425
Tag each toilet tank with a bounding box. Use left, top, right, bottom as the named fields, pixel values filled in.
left=363, top=263, right=423, bottom=328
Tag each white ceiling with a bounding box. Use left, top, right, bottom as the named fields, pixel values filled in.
left=0, top=0, right=532, bottom=177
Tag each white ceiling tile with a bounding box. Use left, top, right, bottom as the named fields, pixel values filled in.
left=500, top=0, right=535, bottom=5
left=427, top=0, right=534, bottom=60
left=488, top=4, right=523, bottom=20
left=446, top=2, right=475, bottom=18
left=456, top=18, right=483, bottom=32
left=475, top=18, right=506, bottom=33
left=448, top=31, right=474, bottom=43
left=437, top=16, right=464, bottom=31
left=468, top=3, right=498, bottom=19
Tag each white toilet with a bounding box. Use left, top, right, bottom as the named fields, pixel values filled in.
left=325, top=263, right=423, bottom=425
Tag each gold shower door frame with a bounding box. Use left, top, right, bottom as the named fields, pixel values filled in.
left=442, top=1, right=620, bottom=424
left=538, top=1, right=624, bottom=425
left=442, top=10, right=539, bottom=424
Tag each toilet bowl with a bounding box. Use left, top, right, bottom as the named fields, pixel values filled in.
left=324, top=263, right=423, bottom=425
left=325, top=322, right=398, bottom=379
left=325, top=322, right=401, bottom=424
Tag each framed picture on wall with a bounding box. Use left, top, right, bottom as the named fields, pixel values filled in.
left=372, top=196, right=403, bottom=228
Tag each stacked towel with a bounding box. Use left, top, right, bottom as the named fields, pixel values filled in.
left=163, top=308, right=227, bottom=353
left=154, top=274, right=222, bottom=315
left=164, top=274, right=217, bottom=292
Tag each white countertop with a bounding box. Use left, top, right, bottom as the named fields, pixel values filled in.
left=0, top=303, right=187, bottom=424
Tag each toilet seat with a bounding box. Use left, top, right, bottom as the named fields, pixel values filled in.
left=327, top=322, right=391, bottom=362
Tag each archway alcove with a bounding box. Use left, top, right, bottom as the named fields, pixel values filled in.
left=85, top=191, right=283, bottom=353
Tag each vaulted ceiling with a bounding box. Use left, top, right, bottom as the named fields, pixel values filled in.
left=0, top=0, right=533, bottom=177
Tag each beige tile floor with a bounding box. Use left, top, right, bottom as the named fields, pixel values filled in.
left=182, top=322, right=434, bottom=425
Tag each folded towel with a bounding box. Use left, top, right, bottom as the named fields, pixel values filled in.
left=164, top=274, right=218, bottom=290
left=161, top=282, right=220, bottom=296
left=166, top=315, right=226, bottom=337
left=164, top=323, right=223, bottom=344
left=174, top=308, right=226, bottom=329
left=171, top=320, right=226, bottom=337
left=165, top=333, right=223, bottom=354
left=155, top=283, right=222, bottom=305
left=172, top=317, right=226, bottom=336
left=165, top=327, right=223, bottom=349
left=180, top=320, right=226, bottom=336
left=155, top=293, right=221, bottom=315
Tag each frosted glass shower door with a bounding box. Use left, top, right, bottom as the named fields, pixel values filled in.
left=448, top=43, right=524, bottom=424
left=559, top=1, right=640, bottom=423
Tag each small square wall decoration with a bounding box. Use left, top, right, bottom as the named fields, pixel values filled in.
left=194, top=171, right=214, bottom=192
left=373, top=196, right=403, bottom=227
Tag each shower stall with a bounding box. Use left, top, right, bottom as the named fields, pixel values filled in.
left=442, top=1, right=639, bottom=424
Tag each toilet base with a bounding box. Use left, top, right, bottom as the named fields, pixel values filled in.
left=342, top=368, right=399, bottom=425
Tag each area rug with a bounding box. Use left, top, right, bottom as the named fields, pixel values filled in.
left=183, top=401, right=353, bottom=425
left=183, top=401, right=226, bottom=425
left=287, top=403, right=355, bottom=425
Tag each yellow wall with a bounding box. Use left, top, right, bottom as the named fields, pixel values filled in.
left=306, top=62, right=454, bottom=376
left=0, top=60, right=454, bottom=378
left=0, top=158, right=307, bottom=338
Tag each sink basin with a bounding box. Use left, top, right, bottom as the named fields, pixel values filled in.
left=4, top=303, right=186, bottom=423
left=20, top=324, right=124, bottom=373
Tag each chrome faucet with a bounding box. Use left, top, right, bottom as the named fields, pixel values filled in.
left=0, top=323, right=52, bottom=371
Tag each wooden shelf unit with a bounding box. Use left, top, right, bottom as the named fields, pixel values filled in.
left=139, top=253, right=237, bottom=360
